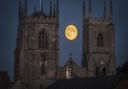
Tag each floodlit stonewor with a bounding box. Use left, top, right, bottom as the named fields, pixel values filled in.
left=12, top=0, right=116, bottom=89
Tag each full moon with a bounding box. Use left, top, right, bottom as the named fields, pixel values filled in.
left=65, top=25, right=78, bottom=40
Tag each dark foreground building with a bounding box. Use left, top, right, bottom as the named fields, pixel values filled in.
left=12, top=0, right=117, bottom=89
left=0, top=71, right=11, bottom=89
left=46, top=76, right=128, bottom=89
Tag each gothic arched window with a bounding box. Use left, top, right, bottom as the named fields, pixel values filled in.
left=97, top=33, right=104, bottom=47
left=39, top=31, right=48, bottom=49
left=41, top=63, right=45, bottom=74
left=40, top=52, right=47, bottom=74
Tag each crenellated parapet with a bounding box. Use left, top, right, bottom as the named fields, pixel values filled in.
left=85, top=18, right=114, bottom=28
left=20, top=15, right=57, bottom=25
left=18, top=0, right=59, bottom=25
left=83, top=0, right=113, bottom=24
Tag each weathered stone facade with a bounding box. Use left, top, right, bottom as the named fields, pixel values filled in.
left=82, top=0, right=116, bottom=76
left=13, top=0, right=59, bottom=89
left=82, top=19, right=116, bottom=77
left=12, top=0, right=116, bottom=89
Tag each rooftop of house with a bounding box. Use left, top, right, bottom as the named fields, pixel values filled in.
left=46, top=75, right=128, bottom=89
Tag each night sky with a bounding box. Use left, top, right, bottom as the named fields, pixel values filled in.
left=0, top=0, right=128, bottom=81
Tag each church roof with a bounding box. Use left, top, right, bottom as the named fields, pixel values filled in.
left=46, top=76, right=120, bottom=89
left=64, top=56, right=79, bottom=68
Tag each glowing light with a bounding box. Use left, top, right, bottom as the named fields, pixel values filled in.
left=65, top=25, right=78, bottom=40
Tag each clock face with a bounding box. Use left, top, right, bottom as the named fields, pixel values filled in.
left=65, top=25, right=78, bottom=40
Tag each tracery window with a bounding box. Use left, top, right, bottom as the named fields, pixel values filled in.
left=39, top=31, right=48, bottom=49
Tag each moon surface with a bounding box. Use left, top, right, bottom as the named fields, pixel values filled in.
left=65, top=25, right=78, bottom=40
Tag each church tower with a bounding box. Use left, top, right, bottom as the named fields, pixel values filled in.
left=82, top=0, right=116, bottom=77
left=14, top=0, right=59, bottom=89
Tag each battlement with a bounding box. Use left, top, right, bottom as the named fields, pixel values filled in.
left=18, top=0, right=59, bottom=25
left=85, top=17, right=113, bottom=26
left=20, top=15, right=57, bottom=25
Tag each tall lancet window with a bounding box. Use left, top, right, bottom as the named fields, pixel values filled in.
left=97, top=33, right=104, bottom=47
left=39, top=30, right=48, bottom=49
left=40, top=52, right=48, bottom=74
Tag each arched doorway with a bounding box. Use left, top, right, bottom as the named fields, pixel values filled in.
left=95, top=67, right=107, bottom=76
left=96, top=67, right=100, bottom=76
left=102, top=67, right=106, bottom=75
left=95, top=58, right=107, bottom=76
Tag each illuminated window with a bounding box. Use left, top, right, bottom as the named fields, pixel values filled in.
left=39, top=31, right=48, bottom=49
left=66, top=67, right=72, bottom=79
left=101, top=61, right=104, bottom=65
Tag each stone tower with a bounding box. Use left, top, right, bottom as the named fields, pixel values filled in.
left=82, top=0, right=116, bottom=77
left=14, top=0, right=59, bottom=89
